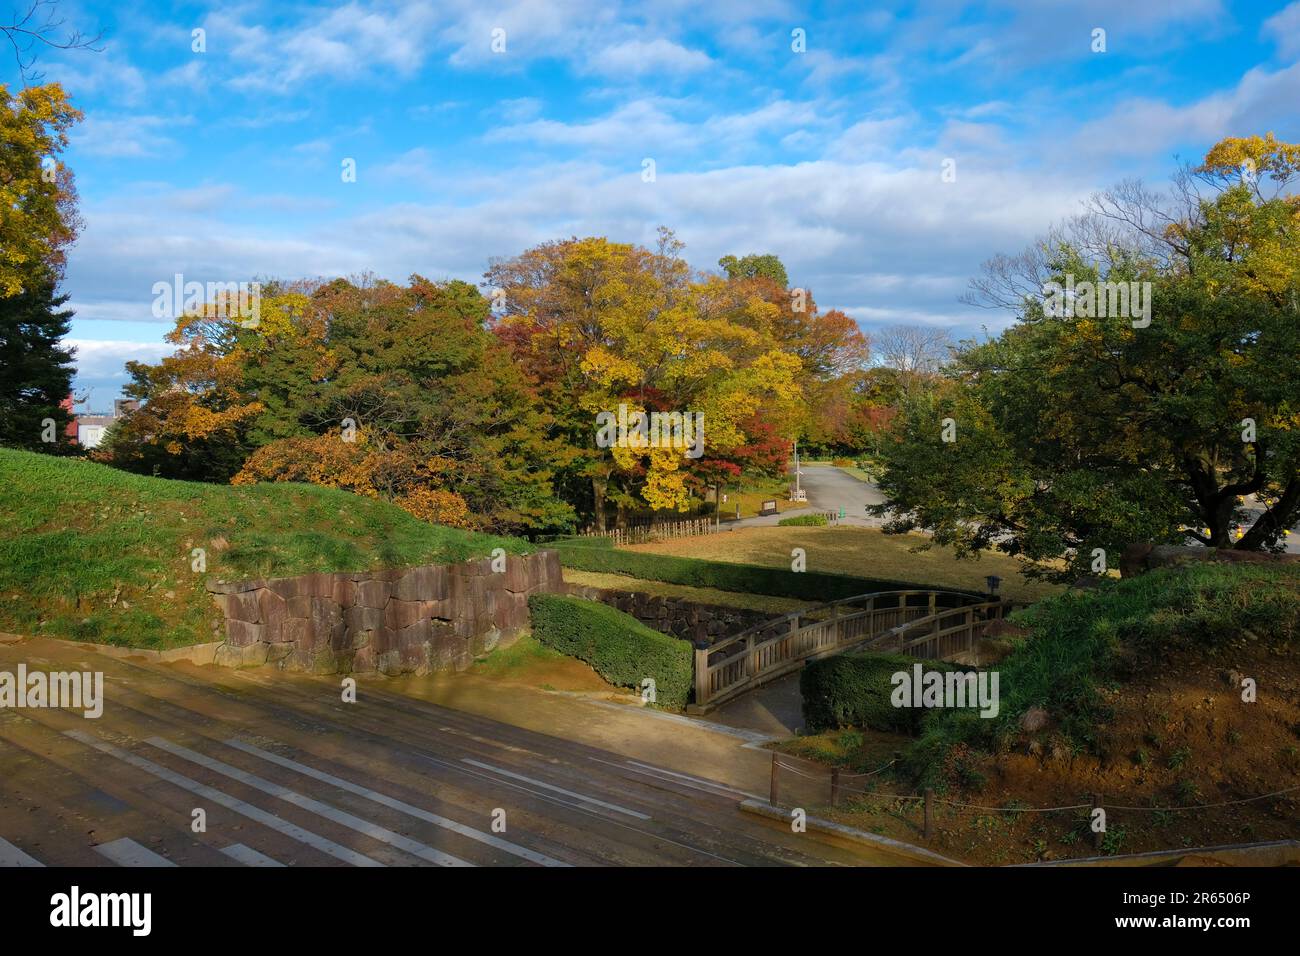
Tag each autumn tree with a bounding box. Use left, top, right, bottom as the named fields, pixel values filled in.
left=488, top=231, right=829, bottom=526
left=101, top=277, right=575, bottom=534
left=0, top=82, right=81, bottom=297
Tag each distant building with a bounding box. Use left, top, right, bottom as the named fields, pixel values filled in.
left=71, top=397, right=138, bottom=449
left=74, top=414, right=116, bottom=448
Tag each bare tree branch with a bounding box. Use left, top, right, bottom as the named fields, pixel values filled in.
left=2, top=0, right=103, bottom=84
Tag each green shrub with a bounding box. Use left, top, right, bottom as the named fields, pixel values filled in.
left=527, top=594, right=693, bottom=709
left=778, top=513, right=828, bottom=527
left=545, top=534, right=615, bottom=549
left=800, top=653, right=957, bottom=734
left=551, top=541, right=965, bottom=602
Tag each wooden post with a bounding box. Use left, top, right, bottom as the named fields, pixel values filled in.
left=831, top=767, right=841, bottom=808
left=1092, top=793, right=1104, bottom=850
left=693, top=644, right=709, bottom=708
left=923, top=788, right=934, bottom=839
left=770, top=752, right=780, bottom=807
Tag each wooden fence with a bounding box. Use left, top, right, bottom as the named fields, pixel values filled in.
left=569, top=518, right=720, bottom=546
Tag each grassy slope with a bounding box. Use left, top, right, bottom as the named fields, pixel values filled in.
left=0, top=448, right=529, bottom=650
left=782, top=562, right=1300, bottom=862
left=625, top=525, right=1062, bottom=604
left=909, top=561, right=1300, bottom=777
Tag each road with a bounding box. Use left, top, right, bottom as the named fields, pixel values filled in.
left=0, top=636, right=913, bottom=868
left=739, top=466, right=1299, bottom=553
left=731, top=464, right=887, bottom=528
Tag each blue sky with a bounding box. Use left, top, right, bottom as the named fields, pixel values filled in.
left=13, top=0, right=1300, bottom=408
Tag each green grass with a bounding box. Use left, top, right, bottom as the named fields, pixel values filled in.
left=0, top=448, right=529, bottom=650
left=622, top=525, right=1059, bottom=603
left=553, top=536, right=980, bottom=603
left=624, top=522, right=1060, bottom=606
left=471, top=635, right=569, bottom=677
left=720, top=474, right=801, bottom=520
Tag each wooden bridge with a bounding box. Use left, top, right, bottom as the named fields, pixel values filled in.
left=688, top=589, right=1015, bottom=713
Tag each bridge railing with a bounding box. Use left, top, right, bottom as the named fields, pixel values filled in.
left=691, top=589, right=1011, bottom=712
left=873, top=600, right=1014, bottom=660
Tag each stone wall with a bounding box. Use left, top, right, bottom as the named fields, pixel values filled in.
left=207, top=550, right=562, bottom=674
left=564, top=584, right=771, bottom=645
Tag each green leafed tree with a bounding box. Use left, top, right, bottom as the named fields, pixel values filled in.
left=717, top=253, right=789, bottom=289
left=876, top=134, right=1300, bottom=579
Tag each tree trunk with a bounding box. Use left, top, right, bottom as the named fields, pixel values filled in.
left=1237, top=477, right=1300, bottom=550
left=1206, top=497, right=1236, bottom=548
left=591, top=476, right=607, bottom=532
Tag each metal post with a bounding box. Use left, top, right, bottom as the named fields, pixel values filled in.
left=793, top=439, right=801, bottom=498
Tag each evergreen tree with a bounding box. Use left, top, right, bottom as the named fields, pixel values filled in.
left=0, top=270, right=75, bottom=450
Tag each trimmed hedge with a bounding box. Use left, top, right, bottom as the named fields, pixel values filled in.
left=778, top=513, right=828, bottom=527
left=552, top=541, right=974, bottom=602
left=800, top=653, right=959, bottom=734
left=528, top=593, right=693, bottom=709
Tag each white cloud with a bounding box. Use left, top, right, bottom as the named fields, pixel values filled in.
left=65, top=339, right=175, bottom=406
left=484, top=97, right=829, bottom=158
left=63, top=155, right=1089, bottom=380
left=212, top=2, right=443, bottom=93
left=1263, top=2, right=1300, bottom=60
left=1066, top=60, right=1300, bottom=161
left=71, top=115, right=187, bottom=158
left=584, top=38, right=713, bottom=78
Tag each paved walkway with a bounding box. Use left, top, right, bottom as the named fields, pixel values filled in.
left=0, top=635, right=914, bottom=866
left=729, top=464, right=889, bottom=529
left=709, top=672, right=805, bottom=737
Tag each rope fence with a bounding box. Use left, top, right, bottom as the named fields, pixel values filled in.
left=766, top=751, right=1300, bottom=842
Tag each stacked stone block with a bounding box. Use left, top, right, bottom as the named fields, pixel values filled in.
left=207, top=550, right=562, bottom=674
